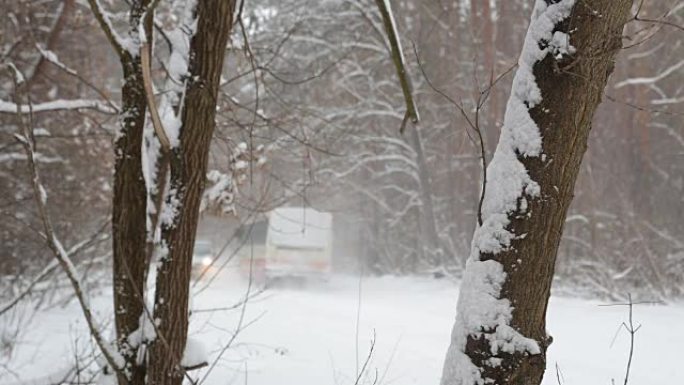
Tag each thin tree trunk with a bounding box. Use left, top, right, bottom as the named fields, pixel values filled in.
left=146, top=1, right=236, bottom=384
left=112, top=56, right=149, bottom=385
left=441, top=1, right=632, bottom=384
left=408, top=125, right=443, bottom=265
left=111, top=2, right=152, bottom=384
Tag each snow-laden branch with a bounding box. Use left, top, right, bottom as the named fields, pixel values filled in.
left=34, top=44, right=120, bottom=112
left=651, top=121, right=684, bottom=148
left=85, top=0, right=138, bottom=57
left=651, top=96, right=684, bottom=105
left=0, top=99, right=117, bottom=115
left=0, top=152, right=63, bottom=163
left=36, top=44, right=78, bottom=76
left=200, top=142, right=266, bottom=216
left=614, top=59, right=684, bottom=88
left=320, top=152, right=419, bottom=181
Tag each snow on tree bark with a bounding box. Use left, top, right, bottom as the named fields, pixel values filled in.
left=111, top=42, right=150, bottom=385
left=441, top=1, right=632, bottom=384
left=85, top=0, right=154, bottom=383
left=146, top=1, right=236, bottom=384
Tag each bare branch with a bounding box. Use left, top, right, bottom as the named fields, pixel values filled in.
left=374, top=0, right=420, bottom=131
left=10, top=70, right=125, bottom=376
left=140, top=42, right=172, bottom=150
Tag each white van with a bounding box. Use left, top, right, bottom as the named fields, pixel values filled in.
left=238, top=207, right=333, bottom=281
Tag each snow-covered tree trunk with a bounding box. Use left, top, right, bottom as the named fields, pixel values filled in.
left=441, top=1, right=632, bottom=384
left=112, top=50, right=149, bottom=385
left=85, top=0, right=237, bottom=382
left=146, top=1, right=236, bottom=384
left=91, top=1, right=154, bottom=383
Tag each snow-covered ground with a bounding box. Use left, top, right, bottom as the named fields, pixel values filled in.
left=2, top=271, right=683, bottom=384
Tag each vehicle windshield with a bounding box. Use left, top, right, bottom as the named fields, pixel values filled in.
left=193, top=241, right=212, bottom=256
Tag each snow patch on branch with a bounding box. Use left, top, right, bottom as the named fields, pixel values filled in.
left=160, top=187, right=181, bottom=227
left=7, top=63, right=25, bottom=84
left=142, top=125, right=162, bottom=238
left=614, top=59, right=684, bottom=88
left=201, top=170, right=236, bottom=215
left=91, top=0, right=139, bottom=55
left=200, top=142, right=267, bottom=216
left=126, top=311, right=158, bottom=350
left=441, top=1, right=576, bottom=384
left=0, top=99, right=117, bottom=115
left=157, top=0, right=199, bottom=148
left=36, top=45, right=76, bottom=76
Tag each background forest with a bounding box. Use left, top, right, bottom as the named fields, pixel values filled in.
left=1, top=0, right=682, bottom=306
left=1, top=1, right=684, bottom=385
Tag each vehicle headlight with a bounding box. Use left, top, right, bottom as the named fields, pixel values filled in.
left=201, top=257, right=213, bottom=267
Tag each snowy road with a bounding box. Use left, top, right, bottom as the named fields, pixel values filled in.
left=3, top=273, right=683, bottom=384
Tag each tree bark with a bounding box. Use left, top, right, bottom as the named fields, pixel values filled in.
left=146, top=1, right=236, bottom=384
left=112, top=55, right=149, bottom=385
left=441, top=1, right=632, bottom=384
left=110, top=2, right=152, bottom=384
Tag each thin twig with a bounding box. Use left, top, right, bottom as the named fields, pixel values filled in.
left=0, top=220, right=109, bottom=316
left=10, top=67, right=124, bottom=376
left=603, top=293, right=652, bottom=385
left=354, top=330, right=377, bottom=385
left=412, top=43, right=516, bottom=226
